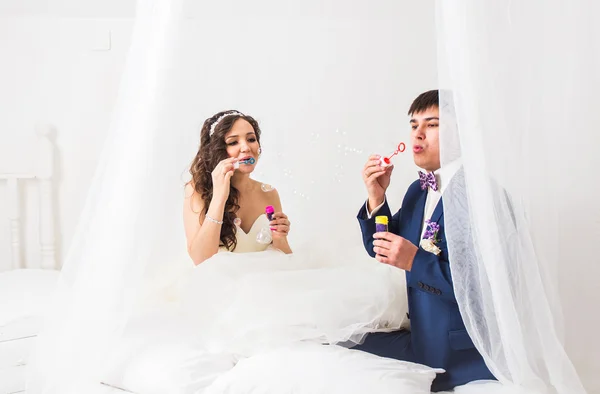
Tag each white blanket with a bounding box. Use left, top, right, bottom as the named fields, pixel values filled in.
left=109, top=249, right=440, bottom=393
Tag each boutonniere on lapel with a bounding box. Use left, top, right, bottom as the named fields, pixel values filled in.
left=420, top=220, right=442, bottom=255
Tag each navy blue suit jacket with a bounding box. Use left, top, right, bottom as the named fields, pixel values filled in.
left=356, top=179, right=495, bottom=391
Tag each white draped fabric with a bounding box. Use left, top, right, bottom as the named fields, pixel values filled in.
left=437, top=1, right=597, bottom=392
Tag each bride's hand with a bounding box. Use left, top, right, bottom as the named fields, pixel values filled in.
left=211, top=157, right=238, bottom=202
left=270, top=212, right=291, bottom=240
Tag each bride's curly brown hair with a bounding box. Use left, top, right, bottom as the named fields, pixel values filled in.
left=189, top=110, right=262, bottom=251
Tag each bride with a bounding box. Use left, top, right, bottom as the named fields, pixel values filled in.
left=183, top=110, right=292, bottom=259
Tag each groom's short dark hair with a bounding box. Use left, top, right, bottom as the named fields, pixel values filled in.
left=408, top=90, right=439, bottom=115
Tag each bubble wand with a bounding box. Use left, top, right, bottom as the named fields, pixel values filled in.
left=379, top=142, right=406, bottom=167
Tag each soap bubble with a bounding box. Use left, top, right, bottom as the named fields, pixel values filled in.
left=310, top=132, right=320, bottom=145
left=233, top=218, right=242, bottom=226
left=261, top=183, right=274, bottom=192
left=256, top=227, right=273, bottom=244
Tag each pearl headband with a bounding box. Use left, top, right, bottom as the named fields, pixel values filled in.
left=209, top=111, right=244, bottom=136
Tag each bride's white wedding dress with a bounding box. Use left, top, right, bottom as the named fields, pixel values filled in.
left=224, top=214, right=272, bottom=253
left=179, top=213, right=410, bottom=355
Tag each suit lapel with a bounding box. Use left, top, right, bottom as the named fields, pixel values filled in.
left=429, top=197, right=444, bottom=227
left=410, top=192, right=445, bottom=246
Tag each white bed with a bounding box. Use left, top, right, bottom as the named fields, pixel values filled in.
left=0, top=125, right=60, bottom=394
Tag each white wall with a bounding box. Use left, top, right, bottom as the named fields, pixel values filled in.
left=0, top=0, right=136, bottom=18
left=0, top=16, right=133, bottom=269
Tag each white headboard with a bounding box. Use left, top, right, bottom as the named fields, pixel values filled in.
left=0, top=125, right=57, bottom=270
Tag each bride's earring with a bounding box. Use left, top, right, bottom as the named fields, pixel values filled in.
left=258, top=147, right=262, bottom=157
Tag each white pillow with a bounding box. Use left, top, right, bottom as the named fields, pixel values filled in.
left=102, top=309, right=238, bottom=394
left=204, top=343, right=443, bottom=394
left=0, top=269, right=59, bottom=326
left=117, top=341, right=237, bottom=394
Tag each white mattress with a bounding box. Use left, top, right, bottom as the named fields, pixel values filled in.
left=0, top=269, right=59, bottom=394
left=0, top=318, right=42, bottom=394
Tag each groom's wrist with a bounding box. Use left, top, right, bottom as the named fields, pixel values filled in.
left=367, top=197, right=383, bottom=211
left=366, top=196, right=385, bottom=218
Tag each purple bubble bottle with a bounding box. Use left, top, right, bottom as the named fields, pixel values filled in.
left=375, top=215, right=389, bottom=233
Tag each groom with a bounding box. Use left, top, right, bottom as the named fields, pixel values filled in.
left=354, top=90, right=495, bottom=391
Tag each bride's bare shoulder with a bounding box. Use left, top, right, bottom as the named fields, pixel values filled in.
left=251, top=179, right=282, bottom=210
left=251, top=179, right=276, bottom=193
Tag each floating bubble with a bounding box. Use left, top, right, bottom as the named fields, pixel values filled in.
left=282, top=169, right=293, bottom=179
left=233, top=218, right=242, bottom=226
left=256, top=227, right=273, bottom=244
left=261, top=183, right=274, bottom=192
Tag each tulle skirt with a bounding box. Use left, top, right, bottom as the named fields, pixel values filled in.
left=177, top=249, right=408, bottom=356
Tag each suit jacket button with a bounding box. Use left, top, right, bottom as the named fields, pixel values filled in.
left=418, top=282, right=424, bottom=288
left=435, top=289, right=442, bottom=295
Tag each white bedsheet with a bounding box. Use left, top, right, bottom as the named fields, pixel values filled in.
left=0, top=321, right=38, bottom=369
left=0, top=269, right=59, bottom=326
left=0, top=318, right=41, bottom=394
left=0, top=269, right=59, bottom=394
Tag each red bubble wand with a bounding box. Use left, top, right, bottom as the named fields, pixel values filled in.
left=380, top=142, right=406, bottom=166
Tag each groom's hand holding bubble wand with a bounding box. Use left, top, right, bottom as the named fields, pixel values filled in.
left=362, top=142, right=417, bottom=271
